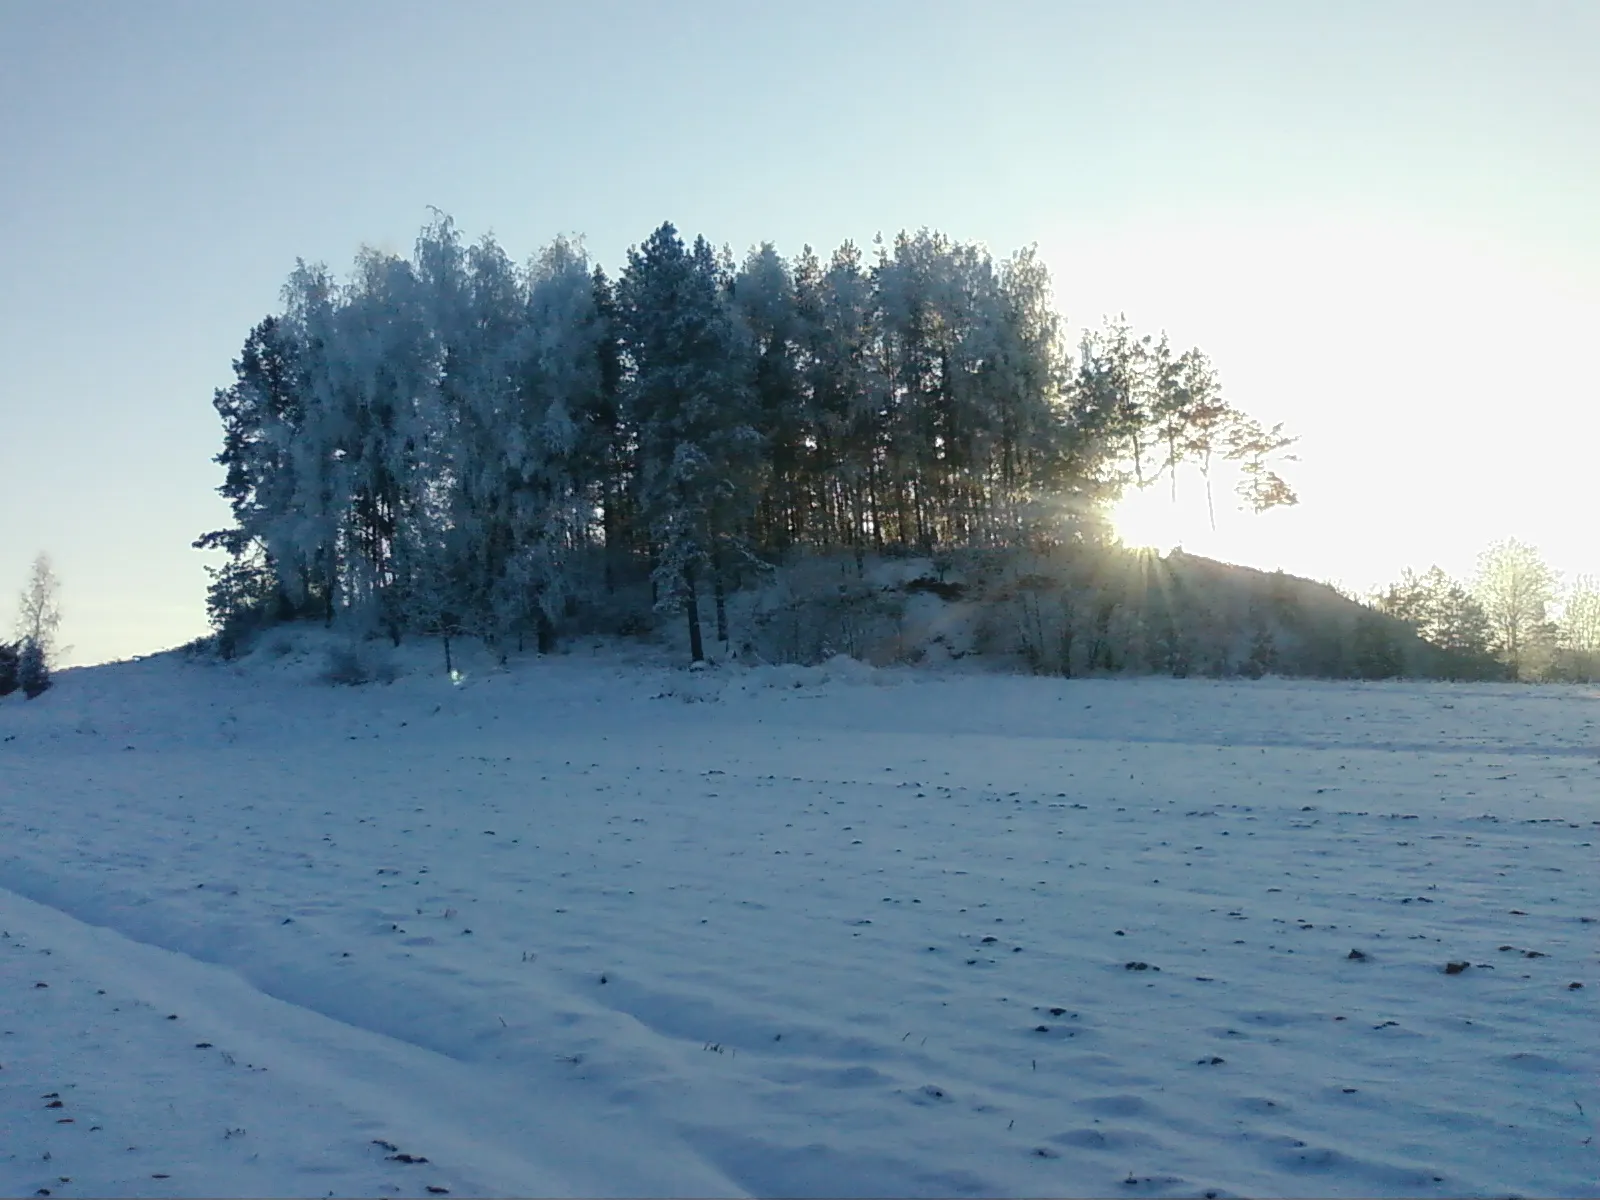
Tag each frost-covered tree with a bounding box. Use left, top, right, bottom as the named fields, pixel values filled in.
left=1071, top=318, right=1157, bottom=490
left=14, top=553, right=62, bottom=665
left=1474, top=539, right=1558, bottom=679
left=193, top=316, right=305, bottom=622
left=733, top=242, right=810, bottom=553
left=502, top=236, right=612, bottom=650
left=195, top=213, right=1303, bottom=663
left=272, top=259, right=349, bottom=622
left=990, top=247, right=1070, bottom=532
left=796, top=240, right=883, bottom=555
left=1559, top=576, right=1600, bottom=654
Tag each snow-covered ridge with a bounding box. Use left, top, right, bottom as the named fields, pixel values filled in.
left=2, top=652, right=1597, bottom=1197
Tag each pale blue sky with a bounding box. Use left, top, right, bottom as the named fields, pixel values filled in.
left=2, top=0, right=1596, bottom=664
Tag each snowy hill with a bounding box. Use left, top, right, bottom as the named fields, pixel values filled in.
left=1, top=649, right=1596, bottom=1197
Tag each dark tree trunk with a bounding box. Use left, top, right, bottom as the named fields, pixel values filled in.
left=683, top=563, right=705, bottom=662
left=712, top=549, right=728, bottom=645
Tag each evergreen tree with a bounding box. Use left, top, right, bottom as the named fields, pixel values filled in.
left=1224, top=415, right=1299, bottom=514
left=193, top=316, right=305, bottom=617
left=798, top=241, right=882, bottom=556
left=1353, top=610, right=1404, bottom=679
left=0, top=641, right=18, bottom=697
left=18, top=638, right=49, bottom=699
left=619, top=223, right=763, bottom=659
left=274, top=259, right=347, bottom=621
left=733, top=243, right=809, bottom=553
left=204, top=555, right=274, bottom=658
left=1375, top=565, right=1496, bottom=675
left=1174, top=352, right=1235, bottom=531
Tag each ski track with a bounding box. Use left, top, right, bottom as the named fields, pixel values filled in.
left=2, top=651, right=1597, bottom=1197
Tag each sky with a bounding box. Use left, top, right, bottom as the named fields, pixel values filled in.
left=1, top=0, right=1596, bottom=666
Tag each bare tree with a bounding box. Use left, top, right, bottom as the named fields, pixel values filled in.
left=1559, top=575, right=1600, bottom=654
left=1473, top=539, right=1557, bottom=679
left=15, top=552, right=63, bottom=665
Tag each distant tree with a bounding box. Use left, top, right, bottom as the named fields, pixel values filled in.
left=1375, top=565, right=1494, bottom=667
left=1373, top=568, right=1431, bottom=630
left=1549, top=575, right=1600, bottom=681
left=14, top=553, right=62, bottom=666
left=0, top=640, right=18, bottom=697
left=1352, top=610, right=1404, bottom=679
left=1473, top=540, right=1558, bottom=679
left=18, top=638, right=49, bottom=698
left=1559, top=575, right=1600, bottom=654
left=1426, top=577, right=1495, bottom=660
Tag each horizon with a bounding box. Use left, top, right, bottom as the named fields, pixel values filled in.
left=2, top=1, right=1596, bottom=666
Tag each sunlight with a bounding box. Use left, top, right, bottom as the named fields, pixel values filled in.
left=1107, top=485, right=1196, bottom=554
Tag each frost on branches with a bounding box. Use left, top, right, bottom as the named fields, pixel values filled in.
left=194, top=216, right=1299, bottom=662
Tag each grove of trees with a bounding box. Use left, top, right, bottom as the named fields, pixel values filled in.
left=197, top=216, right=1299, bottom=661
left=1373, top=539, right=1600, bottom=682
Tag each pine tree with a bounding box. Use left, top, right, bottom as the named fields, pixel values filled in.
left=1375, top=565, right=1496, bottom=676
left=1225, top=416, right=1299, bottom=514
left=619, top=223, right=763, bottom=660
left=275, top=259, right=348, bottom=622
left=193, top=315, right=305, bottom=618
left=18, top=638, right=49, bottom=699
left=733, top=243, right=809, bottom=553
left=1353, top=610, right=1403, bottom=679
left=0, top=641, right=18, bottom=697
left=798, top=241, right=882, bottom=556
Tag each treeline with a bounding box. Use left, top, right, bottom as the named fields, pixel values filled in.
left=1373, top=540, right=1600, bottom=682
left=198, top=215, right=1298, bottom=660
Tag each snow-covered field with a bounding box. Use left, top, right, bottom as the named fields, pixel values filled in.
left=2, top=643, right=1596, bottom=1198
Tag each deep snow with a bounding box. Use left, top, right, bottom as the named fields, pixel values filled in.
left=1, top=642, right=1596, bottom=1197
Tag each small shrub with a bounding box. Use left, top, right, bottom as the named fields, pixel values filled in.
left=322, top=643, right=372, bottom=686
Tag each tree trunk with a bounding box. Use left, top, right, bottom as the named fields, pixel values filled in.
left=713, top=550, right=729, bottom=645
left=683, top=563, right=705, bottom=663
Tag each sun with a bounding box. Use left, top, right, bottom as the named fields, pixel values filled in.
left=1107, top=486, right=1193, bottom=554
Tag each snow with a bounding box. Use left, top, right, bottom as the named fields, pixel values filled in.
left=2, top=644, right=1597, bottom=1198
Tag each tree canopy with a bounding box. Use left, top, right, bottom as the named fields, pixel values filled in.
left=196, top=217, right=1298, bottom=660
